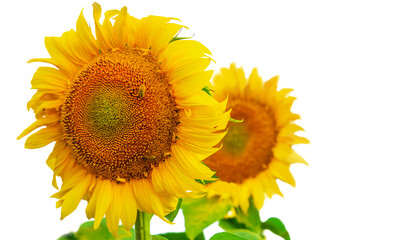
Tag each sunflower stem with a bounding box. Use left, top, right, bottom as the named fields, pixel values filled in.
left=135, top=210, right=151, bottom=240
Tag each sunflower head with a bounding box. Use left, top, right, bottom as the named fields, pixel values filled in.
left=18, top=3, right=230, bottom=236
left=204, top=63, right=309, bottom=212
left=60, top=48, right=179, bottom=181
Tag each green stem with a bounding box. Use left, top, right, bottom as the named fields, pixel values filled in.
left=135, top=210, right=151, bottom=240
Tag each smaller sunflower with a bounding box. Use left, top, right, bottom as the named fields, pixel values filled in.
left=204, top=63, right=309, bottom=212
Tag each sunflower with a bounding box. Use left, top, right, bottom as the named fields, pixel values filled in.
left=204, top=63, right=308, bottom=212
left=18, top=3, right=229, bottom=236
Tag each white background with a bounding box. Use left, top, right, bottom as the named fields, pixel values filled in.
left=1, top=0, right=393, bottom=239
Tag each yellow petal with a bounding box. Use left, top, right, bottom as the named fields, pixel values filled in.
left=25, top=125, right=62, bottom=149
left=76, top=9, right=99, bottom=55
left=120, top=182, right=137, bottom=231
left=51, top=166, right=86, bottom=198
left=52, top=147, right=72, bottom=178
left=228, top=63, right=247, bottom=98
left=136, top=16, right=171, bottom=50
left=278, top=135, right=310, bottom=145
left=106, top=184, right=121, bottom=236
left=275, top=96, right=299, bottom=127
left=60, top=30, right=95, bottom=65
left=178, top=98, right=230, bottom=131
left=260, top=75, right=279, bottom=106
left=172, top=70, right=212, bottom=99
left=157, top=194, right=178, bottom=216
left=27, top=91, right=63, bottom=112
left=169, top=58, right=212, bottom=87
left=151, top=23, right=184, bottom=56
left=45, top=37, right=79, bottom=73
left=245, top=67, right=263, bottom=101
left=85, top=180, right=99, bottom=219
left=93, top=2, right=111, bottom=52
left=259, top=171, right=277, bottom=198
left=270, top=88, right=294, bottom=110
left=112, top=7, right=128, bottom=48
left=17, top=114, right=59, bottom=140
left=238, top=186, right=250, bottom=213
left=31, top=67, right=69, bottom=91
left=177, top=125, right=227, bottom=149
left=171, top=144, right=215, bottom=180
left=279, top=123, right=304, bottom=135
left=33, top=97, right=64, bottom=119
left=251, top=182, right=266, bottom=209
left=132, top=179, right=171, bottom=223
left=162, top=40, right=211, bottom=71
left=94, top=180, right=113, bottom=229
left=268, top=160, right=296, bottom=187
left=46, top=140, right=67, bottom=170
left=273, top=143, right=308, bottom=165
left=152, top=159, right=205, bottom=198
left=213, top=63, right=246, bottom=101
left=60, top=174, right=91, bottom=220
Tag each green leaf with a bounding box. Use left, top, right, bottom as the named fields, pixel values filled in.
left=261, top=217, right=290, bottom=240
left=234, top=199, right=262, bottom=233
left=169, top=28, right=193, bottom=43
left=159, top=232, right=205, bottom=240
left=229, top=230, right=264, bottom=240
left=202, top=86, right=213, bottom=96
left=169, top=36, right=194, bottom=43
left=209, top=232, right=246, bottom=240
left=229, top=118, right=243, bottom=123
left=57, top=233, right=77, bottom=240
left=195, top=233, right=206, bottom=240
left=195, top=173, right=218, bottom=185
left=218, top=218, right=247, bottom=231
left=182, top=197, right=232, bottom=240
left=195, top=179, right=217, bottom=185
left=75, top=219, right=112, bottom=240
left=64, top=218, right=134, bottom=240
left=210, top=229, right=264, bottom=240
left=118, top=228, right=135, bottom=240
left=165, top=198, right=183, bottom=222
left=152, top=236, right=168, bottom=240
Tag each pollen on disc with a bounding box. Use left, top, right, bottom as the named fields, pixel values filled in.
left=61, top=48, right=179, bottom=181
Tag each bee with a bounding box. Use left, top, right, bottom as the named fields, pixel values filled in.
left=138, top=84, right=146, bottom=98
left=143, top=156, right=156, bottom=160
left=172, top=132, right=179, bottom=143
left=116, top=176, right=126, bottom=183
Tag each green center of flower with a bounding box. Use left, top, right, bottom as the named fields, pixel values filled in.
left=223, top=124, right=249, bottom=156
left=87, top=89, right=130, bottom=138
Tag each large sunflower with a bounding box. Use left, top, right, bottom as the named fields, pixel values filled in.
left=204, top=63, right=308, bottom=212
left=18, top=3, right=229, bottom=235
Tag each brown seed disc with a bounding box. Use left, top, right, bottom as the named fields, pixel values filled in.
left=204, top=99, right=277, bottom=184
left=60, top=48, right=179, bottom=181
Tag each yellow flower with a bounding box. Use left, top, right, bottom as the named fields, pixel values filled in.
left=18, top=3, right=229, bottom=236
left=204, top=63, right=308, bottom=212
